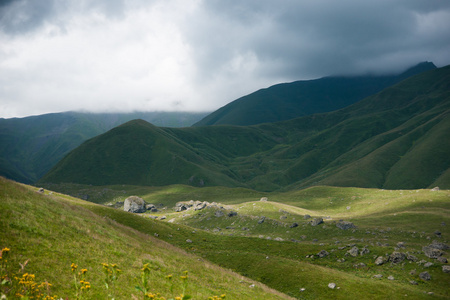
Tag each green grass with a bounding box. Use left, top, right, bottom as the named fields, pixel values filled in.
left=31, top=181, right=450, bottom=299
left=0, top=177, right=290, bottom=299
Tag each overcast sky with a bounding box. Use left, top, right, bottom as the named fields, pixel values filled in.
left=1, top=0, right=450, bottom=118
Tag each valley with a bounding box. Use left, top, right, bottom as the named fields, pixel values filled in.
left=2, top=178, right=449, bottom=299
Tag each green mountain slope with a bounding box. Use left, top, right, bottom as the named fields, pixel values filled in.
left=194, top=62, right=436, bottom=126
left=0, top=177, right=290, bottom=299
left=0, top=111, right=208, bottom=183
left=39, top=65, right=450, bottom=191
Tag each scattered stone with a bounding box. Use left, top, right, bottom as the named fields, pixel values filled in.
left=154, top=233, right=159, bottom=237
left=442, top=265, right=450, bottom=273
left=419, top=271, right=431, bottom=281
left=430, top=240, right=449, bottom=250
left=422, top=246, right=444, bottom=259
left=409, top=269, right=416, bottom=275
left=389, top=252, right=406, bottom=264
left=186, top=239, right=192, bottom=243
left=215, top=210, right=225, bottom=217
left=406, top=254, right=418, bottom=262
left=336, top=221, right=356, bottom=230
left=388, top=275, right=395, bottom=280
left=346, top=206, right=351, bottom=210
left=258, top=216, right=266, bottom=224
left=328, top=283, right=336, bottom=289
left=373, top=274, right=383, bottom=279
left=274, top=237, right=284, bottom=241
left=397, top=242, right=406, bottom=248
left=437, top=256, right=448, bottom=263
left=260, top=197, right=268, bottom=202
left=300, top=288, right=306, bottom=292
left=430, top=186, right=440, bottom=191
left=310, top=218, right=324, bottom=226
left=290, top=222, right=299, bottom=228
left=175, top=203, right=189, bottom=212
left=280, top=215, right=287, bottom=220
left=124, top=196, right=146, bottom=213
left=318, top=250, right=329, bottom=258
left=38, top=188, right=44, bottom=193
left=146, top=203, right=156, bottom=211
left=303, top=214, right=311, bottom=220
left=434, top=230, right=441, bottom=237
left=228, top=211, right=238, bottom=217
left=410, top=280, right=418, bottom=285
left=360, top=247, right=370, bottom=255
left=442, top=222, right=446, bottom=226
left=354, top=263, right=366, bottom=268
left=423, top=262, right=433, bottom=268
left=347, top=246, right=359, bottom=257
left=375, top=256, right=386, bottom=265
left=160, top=216, right=166, bottom=220
left=249, top=284, right=255, bottom=288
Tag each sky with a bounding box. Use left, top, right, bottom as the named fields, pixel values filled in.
left=1, top=0, right=450, bottom=118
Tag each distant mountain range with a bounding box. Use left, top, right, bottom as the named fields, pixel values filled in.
left=0, top=111, right=209, bottom=183
left=194, top=62, right=437, bottom=126
left=39, top=65, right=450, bottom=191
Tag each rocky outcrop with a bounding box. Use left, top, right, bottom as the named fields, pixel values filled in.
left=336, top=220, right=356, bottom=230
left=124, top=196, right=146, bottom=213
left=310, top=218, right=323, bottom=226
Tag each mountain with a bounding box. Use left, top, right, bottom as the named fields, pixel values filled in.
left=194, top=62, right=437, bottom=126
left=39, top=65, right=450, bottom=191
left=0, top=111, right=209, bottom=183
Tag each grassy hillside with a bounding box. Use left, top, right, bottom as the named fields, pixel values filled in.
left=39, top=65, right=450, bottom=191
left=25, top=179, right=450, bottom=299
left=0, top=111, right=209, bottom=184
left=194, top=62, right=436, bottom=126
left=0, top=177, right=290, bottom=299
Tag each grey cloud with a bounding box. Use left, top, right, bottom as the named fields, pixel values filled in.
left=186, top=0, right=450, bottom=79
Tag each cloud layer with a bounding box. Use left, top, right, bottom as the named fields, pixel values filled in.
left=1, top=0, right=450, bottom=118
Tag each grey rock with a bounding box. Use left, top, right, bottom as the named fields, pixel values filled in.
left=146, top=203, right=156, bottom=211
left=186, top=239, right=193, bottom=243
left=336, top=221, right=356, bottom=230
left=442, top=265, right=450, bottom=273
left=347, top=246, right=359, bottom=257
left=410, top=280, right=418, bottom=285
left=260, top=197, right=268, bottom=202
left=228, top=211, right=238, bottom=217
left=375, top=256, right=386, bottom=265
left=419, top=271, right=431, bottom=281
left=406, top=254, right=418, bottom=262
left=38, top=188, right=44, bottom=193
left=280, top=215, right=287, bottom=220
left=303, top=214, right=311, bottom=220
left=389, top=252, right=406, bottom=264
left=290, top=222, right=299, bottom=228
left=388, top=275, right=395, bottom=280
left=373, top=274, right=383, bottom=278
left=430, top=186, right=440, bottom=191
left=437, top=256, right=448, bottom=263
left=318, top=250, right=329, bottom=258
left=360, top=247, right=370, bottom=255
left=424, top=262, right=434, bottom=268
left=258, top=216, right=266, bottom=224
left=422, top=246, right=444, bottom=259
left=124, top=196, right=146, bottom=213
left=430, top=240, right=449, bottom=250
left=328, top=283, right=336, bottom=289
left=397, top=242, right=405, bottom=248
left=310, top=218, right=324, bottom=226
left=215, top=210, right=225, bottom=217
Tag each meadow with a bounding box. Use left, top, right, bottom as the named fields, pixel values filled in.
left=3, top=178, right=449, bottom=299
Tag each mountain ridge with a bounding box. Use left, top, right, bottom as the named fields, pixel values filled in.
left=39, top=65, right=450, bottom=191
left=194, top=61, right=437, bottom=126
